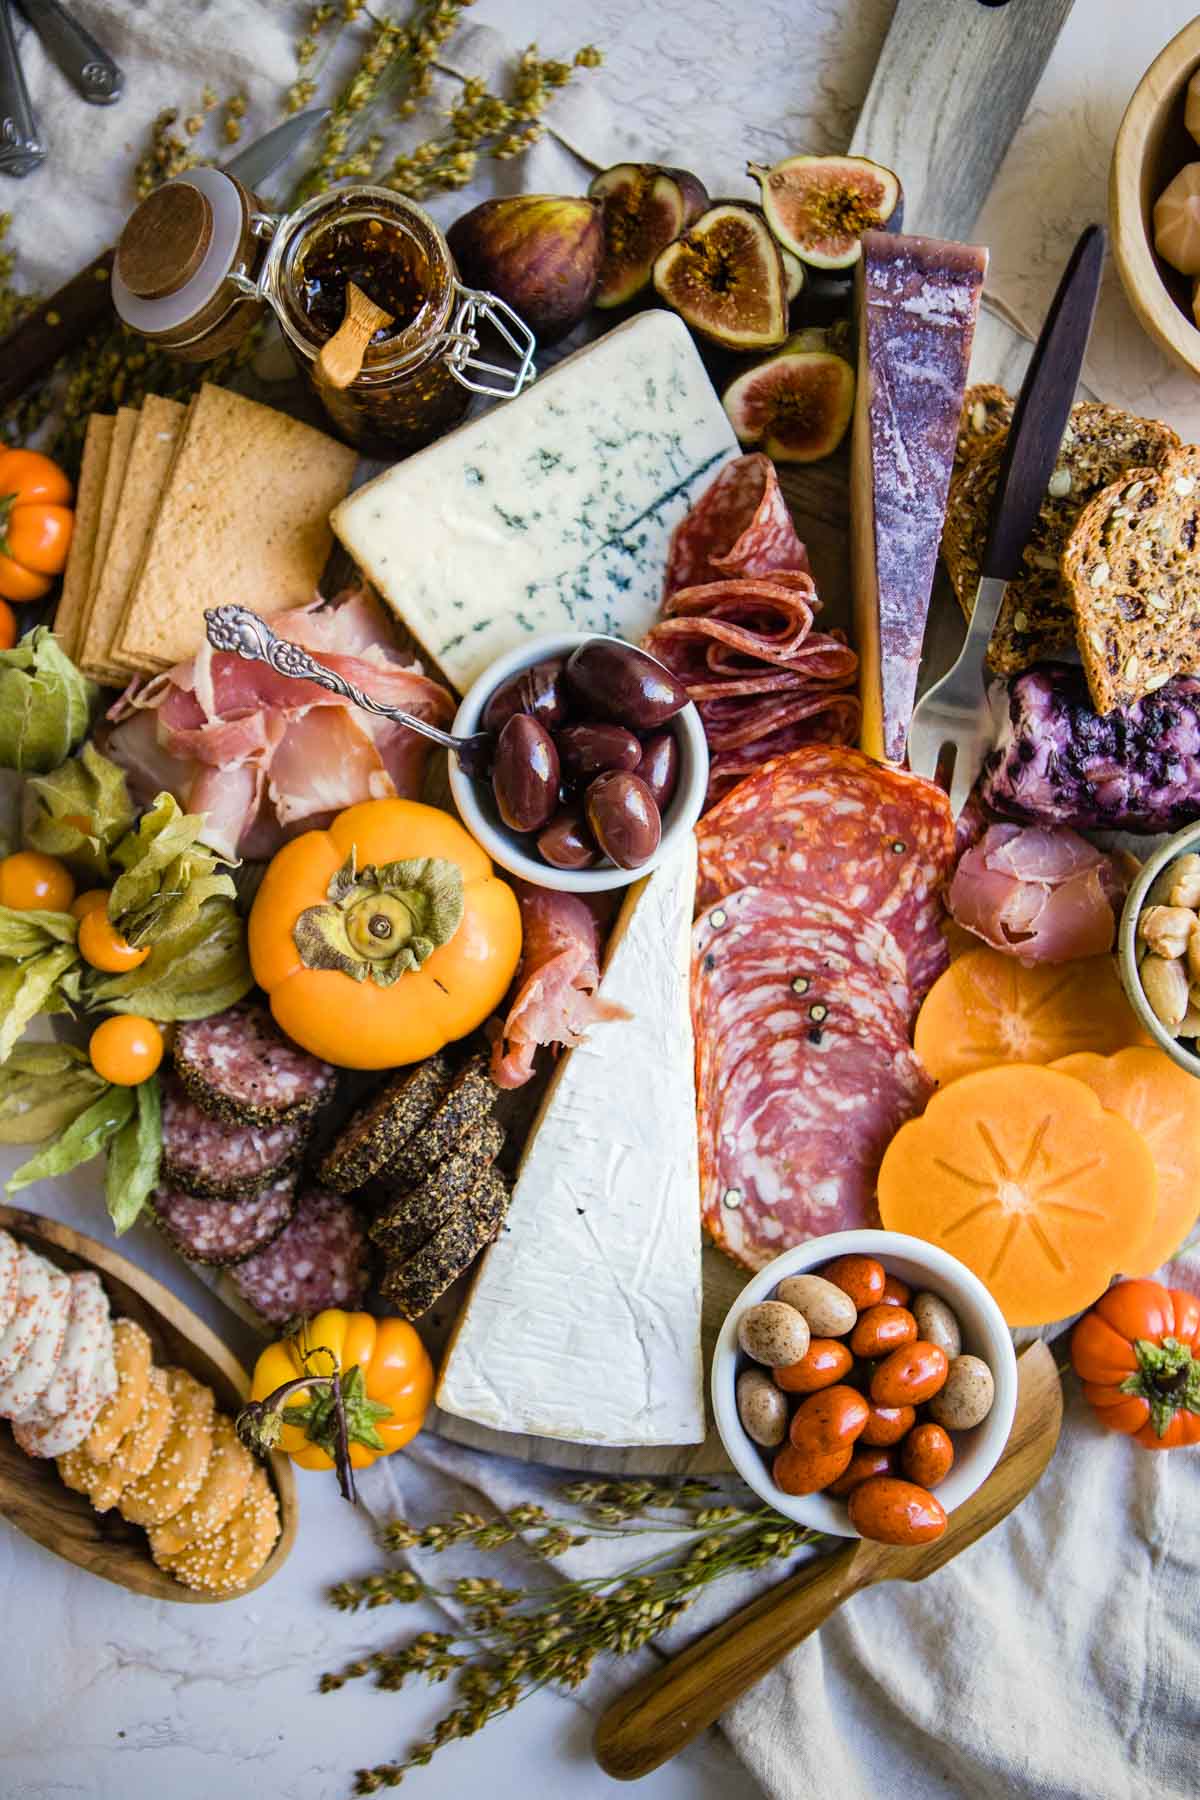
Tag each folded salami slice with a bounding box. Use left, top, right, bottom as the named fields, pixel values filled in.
left=696, top=746, right=955, bottom=998
left=648, top=572, right=820, bottom=678
left=230, top=1188, right=369, bottom=1324
left=174, top=1002, right=337, bottom=1127
left=161, top=1076, right=308, bottom=1200
left=152, top=1174, right=298, bottom=1267
left=665, top=453, right=810, bottom=595
left=703, top=701, right=864, bottom=806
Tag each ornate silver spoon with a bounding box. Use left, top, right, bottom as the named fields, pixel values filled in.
left=204, top=604, right=495, bottom=779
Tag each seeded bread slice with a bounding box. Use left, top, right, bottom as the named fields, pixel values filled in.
left=954, top=383, right=1013, bottom=472
left=940, top=402, right=1180, bottom=675
left=1064, top=446, right=1200, bottom=714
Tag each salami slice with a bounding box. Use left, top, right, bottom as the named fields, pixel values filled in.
left=161, top=1075, right=308, bottom=1200
left=647, top=572, right=820, bottom=678
left=153, top=1174, right=298, bottom=1267
left=230, top=1188, right=369, bottom=1324
left=704, top=701, right=864, bottom=806
left=696, top=746, right=954, bottom=996
left=174, top=1002, right=337, bottom=1127
left=693, top=890, right=912, bottom=1026
left=665, top=454, right=810, bottom=595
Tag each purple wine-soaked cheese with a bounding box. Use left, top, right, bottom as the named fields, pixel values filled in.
left=853, top=229, right=987, bottom=764
left=980, top=662, right=1200, bottom=833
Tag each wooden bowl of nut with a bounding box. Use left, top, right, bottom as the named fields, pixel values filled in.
left=1118, top=822, right=1200, bottom=1078
left=1110, top=15, right=1200, bottom=378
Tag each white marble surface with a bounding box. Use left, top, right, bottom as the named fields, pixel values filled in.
left=5, top=2, right=1200, bottom=1798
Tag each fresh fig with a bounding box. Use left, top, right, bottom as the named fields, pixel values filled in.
left=780, top=245, right=806, bottom=303
left=446, top=195, right=603, bottom=343
left=589, top=162, right=709, bottom=308
left=652, top=204, right=788, bottom=352
left=723, top=343, right=855, bottom=463
left=748, top=154, right=902, bottom=270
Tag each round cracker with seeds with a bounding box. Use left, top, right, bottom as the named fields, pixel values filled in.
left=119, top=1367, right=215, bottom=1527
left=155, top=1464, right=280, bottom=1596
left=149, top=1412, right=254, bottom=1559
left=85, top=1318, right=153, bottom=1462
left=88, top=1365, right=173, bottom=1511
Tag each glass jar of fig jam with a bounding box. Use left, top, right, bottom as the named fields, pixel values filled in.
left=113, top=182, right=536, bottom=457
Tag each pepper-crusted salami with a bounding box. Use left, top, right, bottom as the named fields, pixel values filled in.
left=174, top=1002, right=337, bottom=1127
left=153, top=1174, right=298, bottom=1267
left=160, top=1076, right=309, bottom=1200
left=664, top=453, right=811, bottom=594
left=230, top=1188, right=369, bottom=1324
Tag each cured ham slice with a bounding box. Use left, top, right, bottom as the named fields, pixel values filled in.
left=489, top=885, right=627, bottom=1090
left=106, top=590, right=453, bottom=861
left=948, top=824, right=1127, bottom=964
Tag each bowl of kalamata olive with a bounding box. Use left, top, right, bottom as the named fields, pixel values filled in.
left=711, top=1231, right=1016, bottom=1541
left=448, top=632, right=709, bottom=892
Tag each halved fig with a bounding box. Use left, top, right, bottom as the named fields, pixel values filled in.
left=1154, top=163, right=1200, bottom=275
left=748, top=154, right=902, bottom=270
left=723, top=344, right=855, bottom=463
left=779, top=244, right=806, bottom=302
left=589, top=163, right=709, bottom=309
left=652, top=204, right=788, bottom=351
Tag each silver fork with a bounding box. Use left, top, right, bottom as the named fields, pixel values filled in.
left=907, top=224, right=1107, bottom=816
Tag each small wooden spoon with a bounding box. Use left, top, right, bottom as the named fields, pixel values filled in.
left=317, top=280, right=394, bottom=389
left=594, top=1340, right=1062, bottom=1780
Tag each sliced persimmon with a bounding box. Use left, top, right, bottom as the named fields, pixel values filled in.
left=877, top=1064, right=1157, bottom=1327
left=1052, top=1048, right=1200, bottom=1275
left=913, top=947, right=1149, bottom=1087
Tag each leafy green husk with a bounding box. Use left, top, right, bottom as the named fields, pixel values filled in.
left=5, top=1082, right=134, bottom=1195
left=104, top=1075, right=162, bottom=1234
left=0, top=942, right=81, bottom=1063
left=87, top=901, right=251, bottom=1020
left=0, top=905, right=77, bottom=957
left=0, top=629, right=97, bottom=773
left=0, top=1041, right=107, bottom=1143
left=25, top=741, right=135, bottom=879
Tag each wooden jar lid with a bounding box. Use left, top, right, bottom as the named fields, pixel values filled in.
left=116, top=184, right=214, bottom=300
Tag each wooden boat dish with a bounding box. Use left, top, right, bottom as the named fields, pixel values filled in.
left=0, top=1204, right=297, bottom=1603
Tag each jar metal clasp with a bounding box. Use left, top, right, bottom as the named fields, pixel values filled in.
left=442, top=284, right=537, bottom=398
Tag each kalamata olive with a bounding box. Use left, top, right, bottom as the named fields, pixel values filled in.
left=634, top=730, right=679, bottom=812
left=482, top=656, right=568, bottom=734
left=556, top=722, right=643, bottom=779
left=585, top=771, right=661, bottom=869
left=565, top=639, right=688, bottom=730
left=536, top=805, right=598, bottom=870
left=492, top=715, right=560, bottom=833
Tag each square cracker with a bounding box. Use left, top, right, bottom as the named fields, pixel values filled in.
left=114, top=385, right=358, bottom=671
left=78, top=395, right=187, bottom=684
left=77, top=405, right=139, bottom=675
left=54, top=413, right=114, bottom=661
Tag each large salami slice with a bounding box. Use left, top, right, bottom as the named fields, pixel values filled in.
left=161, top=1076, right=308, bottom=1200
left=230, top=1188, right=369, bottom=1324
left=696, top=746, right=955, bottom=997
left=174, top=1002, right=337, bottom=1127
left=153, top=1174, right=298, bottom=1267
left=664, top=454, right=811, bottom=595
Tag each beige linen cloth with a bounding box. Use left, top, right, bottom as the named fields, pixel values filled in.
left=8, top=3, right=1200, bottom=1795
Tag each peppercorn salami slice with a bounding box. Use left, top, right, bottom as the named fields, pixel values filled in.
left=317, top=1053, right=453, bottom=1192
left=700, top=1018, right=932, bottom=1271
left=385, top=1054, right=499, bottom=1186
left=230, top=1188, right=369, bottom=1325
left=379, top=1168, right=509, bottom=1319
left=174, top=1002, right=337, bottom=1127
left=152, top=1173, right=298, bottom=1267
left=161, top=1076, right=308, bottom=1200
left=695, top=745, right=954, bottom=997
left=369, top=1117, right=506, bottom=1255
left=664, top=453, right=811, bottom=595
left=694, top=889, right=912, bottom=1024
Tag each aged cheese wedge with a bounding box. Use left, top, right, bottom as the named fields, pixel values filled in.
left=331, top=313, right=738, bottom=693
left=851, top=230, right=987, bottom=763
left=437, top=843, right=705, bottom=1446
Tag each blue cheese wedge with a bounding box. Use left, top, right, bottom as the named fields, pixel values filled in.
left=331, top=313, right=738, bottom=693
left=437, top=843, right=705, bottom=1446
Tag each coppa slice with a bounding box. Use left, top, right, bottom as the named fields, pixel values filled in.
left=877, top=1064, right=1157, bottom=1326
left=1051, top=1048, right=1200, bottom=1274
left=696, top=745, right=955, bottom=997
left=913, top=947, right=1149, bottom=1087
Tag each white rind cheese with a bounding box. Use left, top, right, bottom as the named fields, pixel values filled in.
left=330, top=314, right=738, bottom=692
left=437, top=843, right=705, bottom=1446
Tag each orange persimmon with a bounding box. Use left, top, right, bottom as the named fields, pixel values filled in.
left=0, top=449, right=73, bottom=602
left=877, top=1063, right=1157, bottom=1327
left=913, top=946, right=1148, bottom=1087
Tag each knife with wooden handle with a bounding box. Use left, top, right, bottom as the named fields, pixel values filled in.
left=594, top=1341, right=1062, bottom=1781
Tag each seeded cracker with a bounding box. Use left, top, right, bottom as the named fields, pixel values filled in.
left=317, top=1054, right=452, bottom=1191
left=118, top=1367, right=215, bottom=1527
left=53, top=414, right=114, bottom=661
left=154, top=1464, right=280, bottom=1596
left=369, top=1116, right=505, bottom=1253
left=84, top=1317, right=152, bottom=1461
left=61, top=1363, right=173, bottom=1512
left=380, top=1168, right=510, bottom=1318
left=1064, top=445, right=1200, bottom=713
left=149, top=1413, right=254, bottom=1559
left=941, top=402, right=1180, bottom=674
left=75, top=405, right=139, bottom=673
left=384, top=1053, right=498, bottom=1185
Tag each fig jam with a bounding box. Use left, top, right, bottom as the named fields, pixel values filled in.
left=295, top=216, right=433, bottom=345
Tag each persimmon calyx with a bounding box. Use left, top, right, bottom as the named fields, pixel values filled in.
left=1120, top=1336, right=1200, bottom=1437
left=293, top=850, right=465, bottom=986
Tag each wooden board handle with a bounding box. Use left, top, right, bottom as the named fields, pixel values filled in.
left=593, top=1539, right=876, bottom=1780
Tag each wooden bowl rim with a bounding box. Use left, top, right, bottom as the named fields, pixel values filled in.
left=1110, top=14, right=1200, bottom=377
left=0, top=1203, right=298, bottom=1604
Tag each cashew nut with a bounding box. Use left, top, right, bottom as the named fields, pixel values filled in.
left=1145, top=865, right=1182, bottom=908
left=1138, top=905, right=1195, bottom=960
left=1140, top=952, right=1190, bottom=1030
left=1168, top=853, right=1200, bottom=909
left=1178, top=1003, right=1200, bottom=1039
left=1188, top=921, right=1200, bottom=988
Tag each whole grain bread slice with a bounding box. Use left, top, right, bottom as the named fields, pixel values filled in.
left=954, top=383, right=1013, bottom=472
left=1064, top=445, right=1200, bottom=714
left=941, top=402, right=1180, bottom=675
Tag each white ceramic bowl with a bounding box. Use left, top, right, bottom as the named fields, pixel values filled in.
left=448, top=631, right=709, bottom=893
left=1117, top=819, right=1200, bottom=1078
left=711, top=1230, right=1018, bottom=1538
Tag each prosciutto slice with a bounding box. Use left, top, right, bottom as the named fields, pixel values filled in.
left=489, top=885, right=627, bottom=1090
left=106, top=591, right=453, bottom=861
left=948, top=824, right=1128, bottom=964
